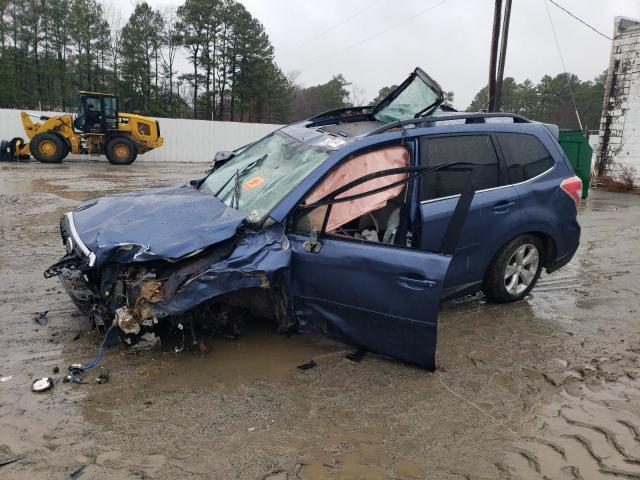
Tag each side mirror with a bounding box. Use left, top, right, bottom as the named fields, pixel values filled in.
left=209, top=150, right=234, bottom=172
left=214, top=150, right=234, bottom=162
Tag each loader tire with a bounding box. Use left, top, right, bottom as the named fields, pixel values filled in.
left=106, top=137, right=137, bottom=165
left=31, top=133, right=66, bottom=163
left=0, top=140, right=10, bottom=161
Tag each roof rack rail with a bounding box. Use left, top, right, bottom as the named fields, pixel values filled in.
left=366, top=112, right=531, bottom=136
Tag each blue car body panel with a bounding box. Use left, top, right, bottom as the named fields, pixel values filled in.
left=148, top=225, right=292, bottom=319
left=289, top=234, right=451, bottom=369
left=72, top=185, right=246, bottom=267
left=419, top=185, right=522, bottom=294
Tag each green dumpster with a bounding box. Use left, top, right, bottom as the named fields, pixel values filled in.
left=558, top=130, right=592, bottom=199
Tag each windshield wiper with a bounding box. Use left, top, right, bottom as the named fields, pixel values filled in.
left=213, top=153, right=268, bottom=198
left=231, top=170, right=241, bottom=209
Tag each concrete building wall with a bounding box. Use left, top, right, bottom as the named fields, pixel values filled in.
left=0, top=108, right=283, bottom=163
left=596, top=17, right=640, bottom=182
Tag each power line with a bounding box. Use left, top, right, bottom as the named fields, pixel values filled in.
left=300, top=0, right=448, bottom=72
left=281, top=0, right=388, bottom=57
left=548, top=0, right=612, bottom=41
left=543, top=0, right=583, bottom=130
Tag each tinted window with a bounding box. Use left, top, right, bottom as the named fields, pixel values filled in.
left=419, top=135, right=499, bottom=201
left=102, top=97, right=117, bottom=117
left=497, top=133, right=554, bottom=183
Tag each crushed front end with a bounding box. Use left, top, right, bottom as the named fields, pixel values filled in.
left=45, top=206, right=294, bottom=347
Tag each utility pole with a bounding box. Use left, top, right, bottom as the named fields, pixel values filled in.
left=487, top=0, right=513, bottom=112
left=494, top=0, right=512, bottom=111
left=487, top=0, right=503, bottom=112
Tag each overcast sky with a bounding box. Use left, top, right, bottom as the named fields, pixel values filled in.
left=119, top=0, right=640, bottom=109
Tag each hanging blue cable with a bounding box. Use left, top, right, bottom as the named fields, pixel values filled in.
left=67, top=325, right=117, bottom=384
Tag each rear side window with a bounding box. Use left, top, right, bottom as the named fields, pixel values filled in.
left=419, top=135, right=499, bottom=201
left=496, top=133, right=554, bottom=183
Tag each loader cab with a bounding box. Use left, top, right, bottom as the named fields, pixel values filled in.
left=74, top=92, right=119, bottom=133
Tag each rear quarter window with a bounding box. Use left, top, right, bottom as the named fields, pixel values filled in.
left=496, top=133, right=555, bottom=184
left=419, top=135, right=500, bottom=201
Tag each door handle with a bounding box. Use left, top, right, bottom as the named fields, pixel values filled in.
left=397, top=276, right=438, bottom=289
left=492, top=200, right=515, bottom=213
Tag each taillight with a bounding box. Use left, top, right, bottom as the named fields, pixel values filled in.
left=560, top=176, right=582, bottom=209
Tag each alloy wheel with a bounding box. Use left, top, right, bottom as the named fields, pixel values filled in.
left=504, top=243, right=539, bottom=295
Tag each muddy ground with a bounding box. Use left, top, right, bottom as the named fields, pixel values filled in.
left=0, top=160, right=639, bottom=480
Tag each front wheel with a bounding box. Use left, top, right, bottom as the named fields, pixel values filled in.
left=483, top=235, right=543, bottom=303
left=31, top=133, right=67, bottom=163
left=105, top=137, right=137, bottom=165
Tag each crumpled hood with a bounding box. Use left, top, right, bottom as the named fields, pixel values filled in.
left=72, top=185, right=247, bottom=267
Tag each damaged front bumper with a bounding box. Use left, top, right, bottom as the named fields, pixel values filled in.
left=47, top=221, right=294, bottom=343
left=44, top=212, right=96, bottom=281
left=62, top=212, right=95, bottom=267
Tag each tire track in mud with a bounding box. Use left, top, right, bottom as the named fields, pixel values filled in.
left=504, top=359, right=640, bottom=479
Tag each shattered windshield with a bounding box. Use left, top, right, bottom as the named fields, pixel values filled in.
left=200, top=131, right=331, bottom=223
left=374, top=75, right=440, bottom=124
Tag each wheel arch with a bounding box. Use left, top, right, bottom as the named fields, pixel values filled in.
left=106, top=132, right=132, bottom=141
left=483, top=227, right=558, bottom=283
left=34, top=130, right=69, bottom=149
left=106, top=133, right=138, bottom=152
left=52, top=130, right=71, bottom=151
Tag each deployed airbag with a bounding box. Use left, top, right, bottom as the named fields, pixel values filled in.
left=303, top=146, right=408, bottom=231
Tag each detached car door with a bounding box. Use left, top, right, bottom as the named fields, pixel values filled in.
left=287, top=157, right=474, bottom=370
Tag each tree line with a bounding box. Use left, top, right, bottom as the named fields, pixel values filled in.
left=370, top=72, right=605, bottom=130
left=466, top=72, right=606, bottom=130
left=0, top=0, right=296, bottom=123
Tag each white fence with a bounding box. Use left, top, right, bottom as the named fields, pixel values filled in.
left=0, top=108, right=283, bottom=163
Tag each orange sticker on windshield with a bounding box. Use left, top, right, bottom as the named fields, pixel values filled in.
left=242, top=176, right=265, bottom=190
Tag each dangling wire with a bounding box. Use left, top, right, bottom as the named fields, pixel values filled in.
left=67, top=325, right=116, bottom=384
left=543, top=0, right=584, bottom=130
left=548, top=0, right=612, bottom=41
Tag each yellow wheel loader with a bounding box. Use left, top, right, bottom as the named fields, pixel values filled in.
left=0, top=91, right=163, bottom=165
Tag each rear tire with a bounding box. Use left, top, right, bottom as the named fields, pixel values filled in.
left=483, top=234, right=544, bottom=303
left=105, top=137, right=137, bottom=165
left=31, top=133, right=67, bottom=163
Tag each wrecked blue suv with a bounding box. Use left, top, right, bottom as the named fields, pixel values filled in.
left=46, top=68, right=582, bottom=369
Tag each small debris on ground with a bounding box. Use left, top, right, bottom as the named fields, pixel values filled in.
left=297, top=360, right=317, bottom=371
left=32, top=377, right=54, bottom=393
left=53, top=366, right=60, bottom=374
left=143, top=400, right=153, bottom=407
left=32, top=311, right=48, bottom=326
left=68, top=464, right=86, bottom=479
left=345, top=349, right=367, bottom=363
left=262, top=471, right=287, bottom=480
left=96, top=368, right=109, bottom=384
left=0, top=375, right=12, bottom=382
left=72, top=332, right=81, bottom=341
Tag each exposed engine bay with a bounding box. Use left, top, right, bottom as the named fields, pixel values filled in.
left=48, top=223, right=294, bottom=349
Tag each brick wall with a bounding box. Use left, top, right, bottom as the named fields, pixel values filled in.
left=596, top=17, right=640, bottom=183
